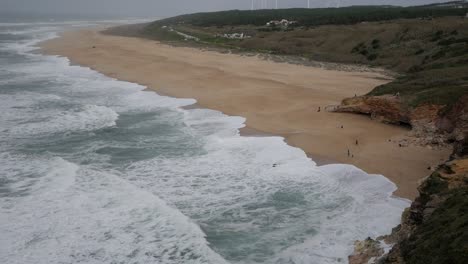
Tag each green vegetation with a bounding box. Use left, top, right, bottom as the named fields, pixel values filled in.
left=110, top=4, right=468, bottom=110
left=152, top=6, right=468, bottom=27
left=401, top=188, right=468, bottom=264
left=143, top=27, right=185, bottom=42
left=369, top=29, right=468, bottom=107
left=420, top=172, right=450, bottom=201
left=370, top=66, right=468, bottom=107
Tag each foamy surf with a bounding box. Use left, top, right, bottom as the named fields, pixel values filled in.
left=0, top=20, right=409, bottom=264
left=0, top=156, right=227, bottom=264
left=7, top=105, right=119, bottom=136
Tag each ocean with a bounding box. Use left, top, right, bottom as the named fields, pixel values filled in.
left=0, top=19, right=409, bottom=264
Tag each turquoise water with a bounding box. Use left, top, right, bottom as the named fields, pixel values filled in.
left=0, top=20, right=409, bottom=264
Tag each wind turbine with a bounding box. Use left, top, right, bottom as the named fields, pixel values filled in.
left=336, top=0, right=342, bottom=8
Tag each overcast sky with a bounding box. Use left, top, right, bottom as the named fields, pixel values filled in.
left=0, top=0, right=455, bottom=17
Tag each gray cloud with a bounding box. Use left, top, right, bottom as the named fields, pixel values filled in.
left=0, top=0, right=455, bottom=17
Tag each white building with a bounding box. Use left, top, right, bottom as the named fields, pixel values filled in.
left=266, top=19, right=297, bottom=28
left=220, top=33, right=251, bottom=39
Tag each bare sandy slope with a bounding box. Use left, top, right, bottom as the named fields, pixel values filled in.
left=42, top=29, right=451, bottom=199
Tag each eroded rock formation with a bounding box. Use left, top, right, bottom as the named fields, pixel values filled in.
left=348, top=143, right=468, bottom=264
left=346, top=95, right=468, bottom=264
left=333, top=95, right=468, bottom=147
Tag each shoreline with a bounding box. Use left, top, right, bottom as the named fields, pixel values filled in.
left=183, top=103, right=336, bottom=166
left=41, top=28, right=451, bottom=200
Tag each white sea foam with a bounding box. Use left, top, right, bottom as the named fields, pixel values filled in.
left=0, top=21, right=410, bottom=264
left=3, top=57, right=195, bottom=112
left=0, top=31, right=58, bottom=54
left=271, top=165, right=408, bottom=264
left=0, top=18, right=152, bottom=28
left=0, top=156, right=227, bottom=264
left=125, top=118, right=409, bottom=263
left=3, top=27, right=59, bottom=35
left=7, top=105, right=119, bottom=136
left=182, top=108, right=246, bottom=137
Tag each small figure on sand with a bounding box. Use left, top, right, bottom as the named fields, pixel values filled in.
left=341, top=125, right=344, bottom=129
left=355, top=139, right=359, bottom=145
left=347, top=149, right=350, bottom=157
left=317, top=106, right=321, bottom=112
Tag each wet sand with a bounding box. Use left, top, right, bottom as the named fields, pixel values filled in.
left=41, top=29, right=451, bottom=199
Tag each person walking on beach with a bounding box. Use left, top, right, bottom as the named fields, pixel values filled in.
left=355, top=139, right=359, bottom=145
left=347, top=149, right=350, bottom=157
left=317, top=106, right=321, bottom=112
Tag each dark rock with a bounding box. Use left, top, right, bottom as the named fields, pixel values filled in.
left=348, top=238, right=384, bottom=264
left=379, top=158, right=468, bottom=264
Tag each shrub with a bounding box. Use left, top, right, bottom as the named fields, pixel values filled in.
left=431, top=30, right=444, bottom=41
left=367, top=53, right=378, bottom=61
left=415, top=49, right=425, bottom=55
left=371, top=39, right=381, bottom=49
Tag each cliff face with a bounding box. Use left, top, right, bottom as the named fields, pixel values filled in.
left=382, top=156, right=468, bottom=264
left=346, top=95, right=468, bottom=264
left=336, top=95, right=410, bottom=125
left=349, top=154, right=468, bottom=264
left=438, top=95, right=468, bottom=143
left=334, top=95, right=468, bottom=147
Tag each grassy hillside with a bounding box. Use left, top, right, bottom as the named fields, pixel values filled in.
left=108, top=4, right=468, bottom=109
left=153, top=5, right=468, bottom=27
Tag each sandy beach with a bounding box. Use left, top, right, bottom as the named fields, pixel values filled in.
left=42, top=29, right=451, bottom=199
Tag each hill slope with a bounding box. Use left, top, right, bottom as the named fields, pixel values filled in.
left=108, top=6, right=468, bottom=113
left=151, top=4, right=468, bottom=27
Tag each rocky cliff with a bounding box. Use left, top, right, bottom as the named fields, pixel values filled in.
left=334, top=94, right=468, bottom=147
left=349, top=151, right=468, bottom=264
left=347, top=95, right=468, bottom=264
left=381, top=156, right=468, bottom=264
